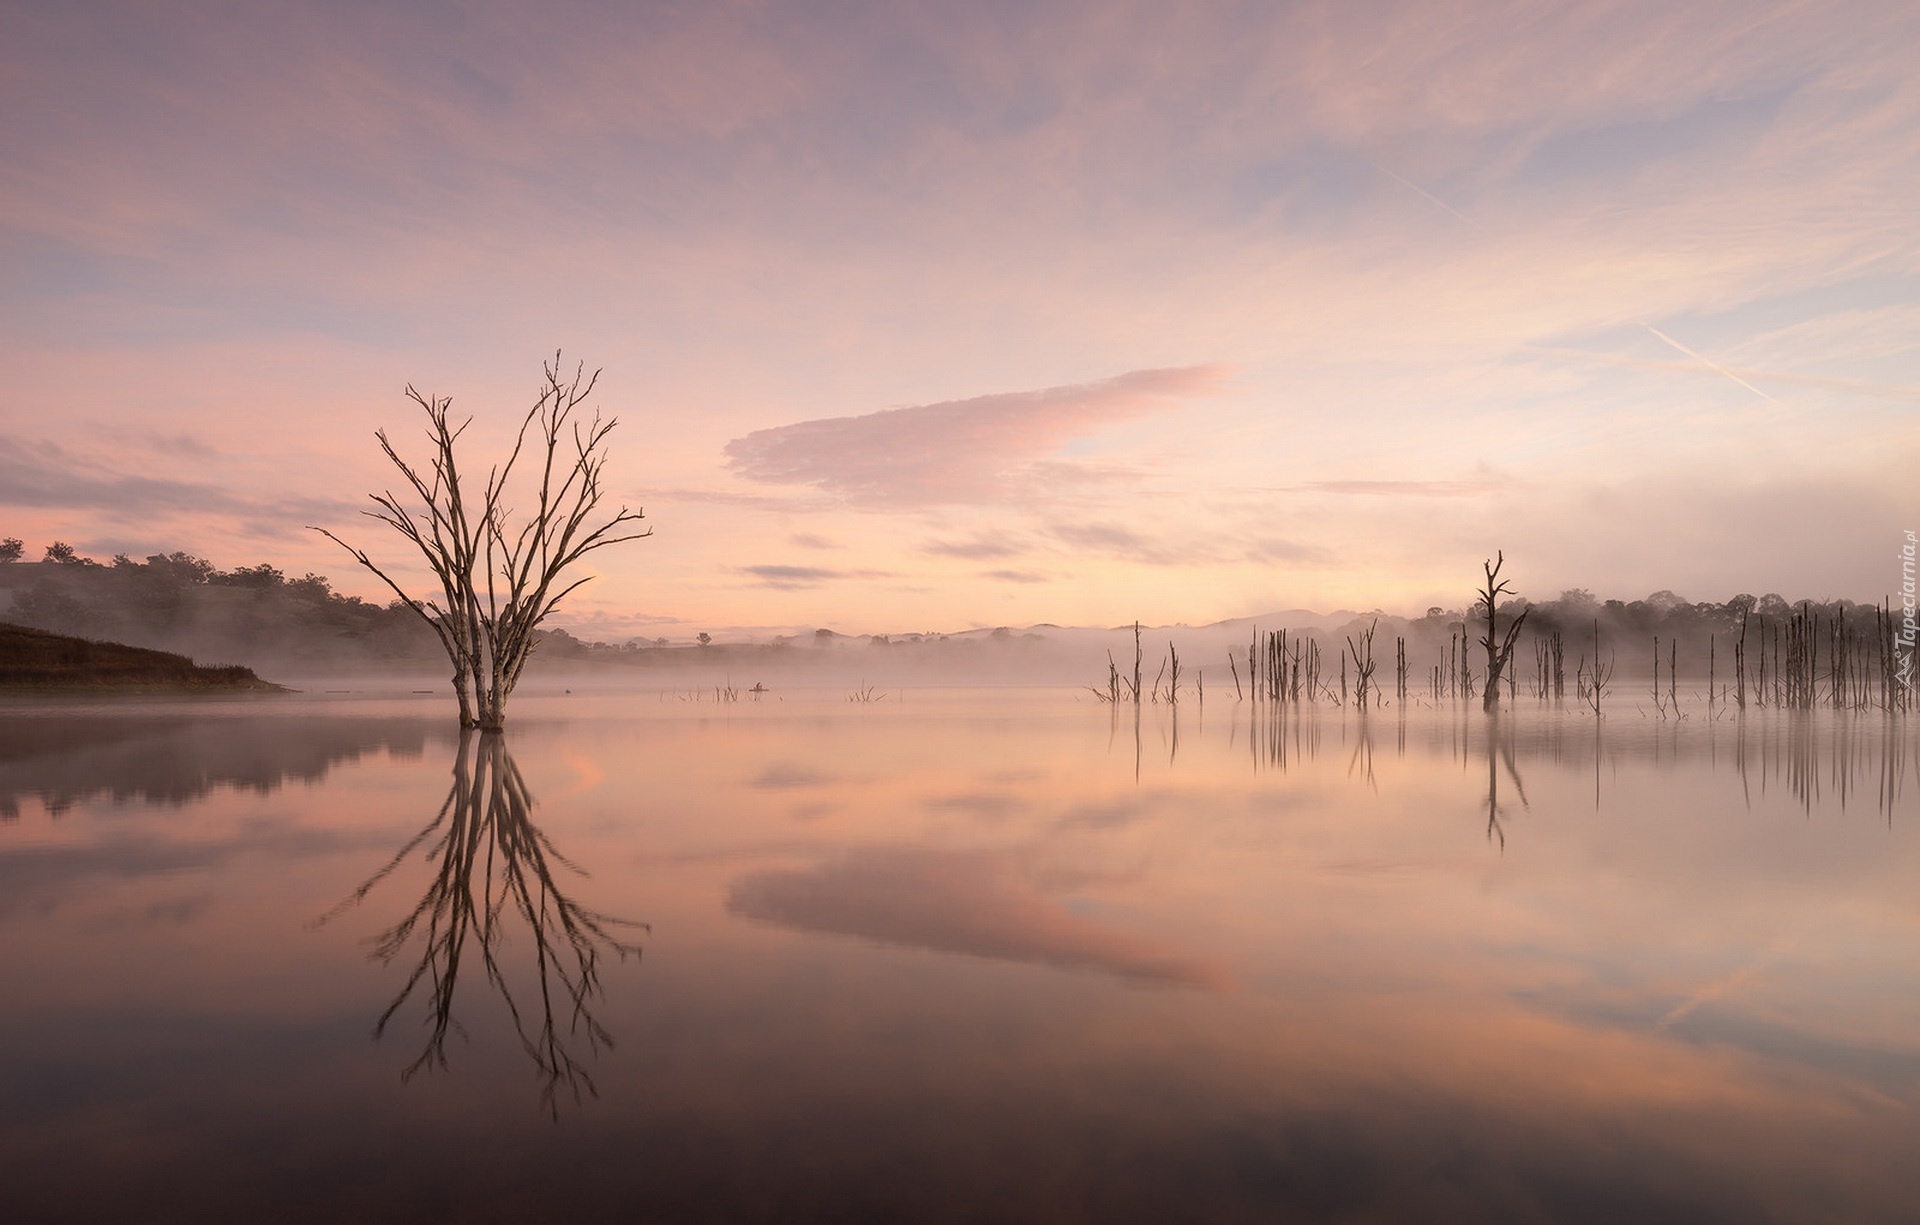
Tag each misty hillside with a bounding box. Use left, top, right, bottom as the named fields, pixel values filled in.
left=0, top=548, right=1900, bottom=692
left=0, top=554, right=439, bottom=672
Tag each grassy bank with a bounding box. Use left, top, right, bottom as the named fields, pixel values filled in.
left=0, top=621, right=289, bottom=693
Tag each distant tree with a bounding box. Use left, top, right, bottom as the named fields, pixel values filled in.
left=10, top=583, right=87, bottom=629
left=1476, top=551, right=1529, bottom=713
left=212, top=562, right=286, bottom=589
left=148, top=552, right=216, bottom=585
left=315, top=352, right=649, bottom=730
left=697, top=632, right=712, bottom=647
left=44, top=541, right=78, bottom=564
left=0, top=537, right=24, bottom=562
left=287, top=573, right=333, bottom=603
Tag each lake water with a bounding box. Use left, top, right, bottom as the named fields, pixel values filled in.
left=2, top=686, right=1916, bottom=1223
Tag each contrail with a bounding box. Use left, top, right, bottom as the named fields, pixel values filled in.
left=1370, top=162, right=1479, bottom=227
left=1639, top=323, right=1780, bottom=404
left=1524, top=344, right=1920, bottom=402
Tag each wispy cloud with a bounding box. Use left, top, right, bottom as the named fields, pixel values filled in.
left=723, top=366, right=1227, bottom=508
left=1292, top=479, right=1512, bottom=498
left=923, top=534, right=1027, bottom=560
left=1245, top=538, right=1335, bottom=564
left=652, top=486, right=822, bottom=511
left=740, top=564, right=891, bottom=590
left=984, top=569, right=1048, bottom=584
left=1047, top=521, right=1194, bottom=567
left=0, top=439, right=352, bottom=523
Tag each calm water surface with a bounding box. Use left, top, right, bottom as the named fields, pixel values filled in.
left=2, top=687, right=1916, bottom=1223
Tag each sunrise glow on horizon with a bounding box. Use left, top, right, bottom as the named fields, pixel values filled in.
left=4, top=1, right=1916, bottom=640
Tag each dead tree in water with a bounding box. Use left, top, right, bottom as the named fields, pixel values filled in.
left=1476, top=552, right=1529, bottom=712
left=1346, top=620, right=1378, bottom=709
left=316, top=353, right=650, bottom=729
left=1734, top=612, right=1749, bottom=709
left=1576, top=619, right=1613, bottom=716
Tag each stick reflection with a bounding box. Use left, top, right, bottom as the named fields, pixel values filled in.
left=320, top=731, right=646, bottom=1114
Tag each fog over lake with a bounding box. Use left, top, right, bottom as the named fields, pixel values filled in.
left=3, top=686, right=1914, bottom=1223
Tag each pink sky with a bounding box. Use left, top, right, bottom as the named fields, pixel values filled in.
left=3, top=1, right=1916, bottom=639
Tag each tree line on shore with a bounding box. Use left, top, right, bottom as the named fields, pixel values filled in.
left=0, top=541, right=845, bottom=669
left=0, top=544, right=474, bottom=667
left=2, top=537, right=1904, bottom=708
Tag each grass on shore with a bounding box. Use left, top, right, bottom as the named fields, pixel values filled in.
left=0, top=621, right=288, bottom=693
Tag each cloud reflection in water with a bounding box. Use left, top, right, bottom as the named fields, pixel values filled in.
left=728, top=847, right=1231, bottom=989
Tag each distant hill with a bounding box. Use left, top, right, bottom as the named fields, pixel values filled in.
left=0, top=548, right=1898, bottom=693
left=0, top=621, right=286, bottom=692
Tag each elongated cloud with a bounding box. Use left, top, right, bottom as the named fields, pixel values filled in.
left=0, top=441, right=353, bottom=524
left=740, top=564, right=890, bottom=589
left=727, top=848, right=1230, bottom=988
left=723, top=366, right=1225, bottom=508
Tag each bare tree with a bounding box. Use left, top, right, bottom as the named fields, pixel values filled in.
left=316, top=352, right=650, bottom=729
left=1477, top=551, right=1529, bottom=713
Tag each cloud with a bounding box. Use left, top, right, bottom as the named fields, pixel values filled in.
left=1250, top=465, right=1520, bottom=502
left=984, top=569, right=1048, bottom=584
left=1296, top=479, right=1509, bottom=498
left=726, top=848, right=1230, bottom=988
left=923, top=534, right=1027, bottom=560
left=1044, top=518, right=1335, bottom=569
left=740, top=563, right=891, bottom=589
left=1047, top=521, right=1191, bottom=567
left=787, top=533, right=841, bottom=550
left=723, top=366, right=1227, bottom=508
left=1245, top=538, right=1334, bottom=564
left=0, top=439, right=354, bottom=523
left=652, top=486, right=820, bottom=511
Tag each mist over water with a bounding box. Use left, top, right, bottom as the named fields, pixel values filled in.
left=2, top=687, right=1915, bottom=1222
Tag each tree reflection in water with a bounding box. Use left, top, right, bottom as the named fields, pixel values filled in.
left=1483, top=717, right=1529, bottom=850
left=318, top=731, right=645, bottom=1114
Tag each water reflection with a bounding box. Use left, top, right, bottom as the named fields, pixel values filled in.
left=1483, top=717, right=1529, bottom=849
left=728, top=846, right=1230, bottom=988
left=0, top=714, right=430, bottom=818
left=3, top=694, right=1916, bottom=1220
left=1225, top=701, right=1913, bottom=826
left=318, top=732, right=646, bottom=1114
